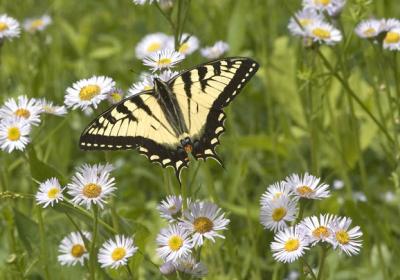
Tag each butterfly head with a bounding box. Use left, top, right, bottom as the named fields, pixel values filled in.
left=180, top=137, right=193, bottom=154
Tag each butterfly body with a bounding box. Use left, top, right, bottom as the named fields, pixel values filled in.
left=80, top=57, right=259, bottom=181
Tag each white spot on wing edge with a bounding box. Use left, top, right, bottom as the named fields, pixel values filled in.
left=150, top=155, right=160, bottom=161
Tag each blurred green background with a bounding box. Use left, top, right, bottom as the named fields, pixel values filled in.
left=1, top=0, right=400, bottom=279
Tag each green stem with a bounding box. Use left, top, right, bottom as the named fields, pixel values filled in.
left=315, top=48, right=395, bottom=145
left=126, top=265, right=134, bottom=280
left=316, top=247, right=328, bottom=280
left=37, top=207, right=50, bottom=280
left=89, top=205, right=99, bottom=280
left=302, top=257, right=317, bottom=280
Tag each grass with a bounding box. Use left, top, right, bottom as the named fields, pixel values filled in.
left=1, top=0, right=400, bottom=279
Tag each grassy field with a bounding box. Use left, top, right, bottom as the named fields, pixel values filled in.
left=1, top=0, right=400, bottom=279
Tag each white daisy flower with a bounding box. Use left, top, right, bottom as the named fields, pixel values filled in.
left=328, top=216, right=363, bottom=256
left=200, top=41, right=230, bottom=60
left=180, top=202, right=230, bottom=247
left=306, top=21, right=343, bottom=45
left=333, top=179, right=344, bottom=190
left=271, top=226, right=309, bottom=263
left=383, top=191, right=395, bottom=203
left=35, top=177, right=64, bottom=208
left=127, top=74, right=155, bottom=97
left=0, top=117, right=31, bottom=153
left=383, top=18, right=400, bottom=31
left=58, top=231, right=91, bottom=266
left=260, top=181, right=294, bottom=206
left=158, top=195, right=184, bottom=222
left=176, top=255, right=208, bottom=278
left=67, top=163, right=116, bottom=209
left=143, top=49, right=184, bottom=72
left=64, top=76, right=115, bottom=111
left=353, top=191, right=367, bottom=202
left=135, top=32, right=170, bottom=59
left=167, top=33, right=199, bottom=56
left=0, top=14, right=20, bottom=41
left=98, top=235, right=138, bottom=269
left=156, top=224, right=193, bottom=262
left=355, top=19, right=385, bottom=39
left=288, top=8, right=324, bottom=37
left=158, top=69, right=179, bottom=82
left=23, top=15, right=51, bottom=33
left=106, top=88, right=124, bottom=104
left=159, top=261, right=176, bottom=275
left=302, top=0, right=346, bottom=17
left=260, top=196, right=297, bottom=232
left=77, top=162, right=115, bottom=176
left=383, top=27, right=400, bottom=51
left=0, top=95, right=43, bottom=126
left=285, top=173, right=330, bottom=200
left=38, top=99, right=67, bottom=116
left=299, top=214, right=336, bottom=245
left=133, top=0, right=173, bottom=8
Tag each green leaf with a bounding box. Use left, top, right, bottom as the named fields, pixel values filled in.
left=13, top=208, right=39, bottom=255
left=27, top=146, right=64, bottom=184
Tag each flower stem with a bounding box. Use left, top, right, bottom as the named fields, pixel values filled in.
left=89, top=205, right=99, bottom=280
left=37, top=207, right=50, bottom=280
left=302, top=257, right=317, bottom=280
left=316, top=247, right=328, bottom=280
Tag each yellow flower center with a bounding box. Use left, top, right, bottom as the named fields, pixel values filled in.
left=384, top=31, right=400, bottom=44
left=79, top=85, right=101, bottom=101
left=312, top=28, right=331, bottom=39
left=15, top=108, right=31, bottom=119
left=193, top=217, right=214, bottom=233
left=0, top=22, right=9, bottom=32
left=297, top=185, right=314, bottom=196
left=82, top=183, right=102, bottom=198
left=363, top=28, right=376, bottom=37
left=71, top=244, right=85, bottom=258
left=30, top=19, right=44, bottom=30
left=7, top=127, right=21, bottom=141
left=47, top=187, right=60, bottom=199
left=110, top=92, right=122, bottom=103
left=284, top=239, right=300, bottom=252
left=144, top=85, right=153, bottom=91
left=299, top=19, right=313, bottom=27
left=335, top=230, right=349, bottom=244
left=157, top=58, right=172, bottom=67
left=111, top=247, right=126, bottom=261
left=315, top=0, right=331, bottom=5
left=272, top=207, right=287, bottom=221
left=178, top=43, right=189, bottom=53
left=147, top=42, right=162, bottom=52
left=312, top=226, right=330, bottom=238
left=168, top=235, right=183, bottom=251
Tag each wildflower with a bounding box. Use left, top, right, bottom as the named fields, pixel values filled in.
left=383, top=18, right=400, bottom=31
left=288, top=9, right=324, bottom=37
left=98, top=235, right=138, bottom=269
left=299, top=214, right=336, bottom=245
left=67, top=163, right=116, bottom=209
left=168, top=33, right=199, bottom=56
left=159, top=261, right=177, bottom=275
left=39, top=99, right=67, bottom=116
left=0, top=95, right=43, bottom=126
left=302, top=0, right=346, bottom=17
left=200, top=41, right=230, bottom=60
left=64, top=76, right=115, bottom=111
left=332, top=179, right=344, bottom=190
left=35, top=178, right=64, bottom=208
left=285, top=173, right=330, bottom=199
left=0, top=14, right=20, bottom=41
left=143, top=49, right=184, bottom=72
left=354, top=19, right=385, bottom=39
left=383, top=27, right=400, bottom=51
left=306, top=21, right=342, bottom=45
left=271, top=226, right=309, bottom=263
left=106, top=88, right=124, bottom=104
left=180, top=202, right=230, bottom=247
left=176, top=255, right=208, bottom=278
left=156, top=224, right=193, bottom=262
left=23, top=15, right=51, bottom=33
left=135, top=32, right=170, bottom=59
left=328, top=216, right=363, bottom=256
left=58, top=231, right=91, bottom=266
left=353, top=191, right=367, bottom=202
left=127, top=74, right=155, bottom=97
left=0, top=117, right=31, bottom=153
left=260, top=196, right=297, bottom=232
left=158, top=69, right=179, bottom=82
left=260, top=181, right=294, bottom=206
left=157, top=195, right=184, bottom=222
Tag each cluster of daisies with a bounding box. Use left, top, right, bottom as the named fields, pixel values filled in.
left=355, top=18, right=400, bottom=51
left=36, top=163, right=138, bottom=269
left=288, top=0, right=345, bottom=45
left=0, top=96, right=66, bottom=153
left=260, top=173, right=363, bottom=263
left=0, top=13, right=51, bottom=42
left=63, top=32, right=229, bottom=114
left=155, top=195, right=230, bottom=278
